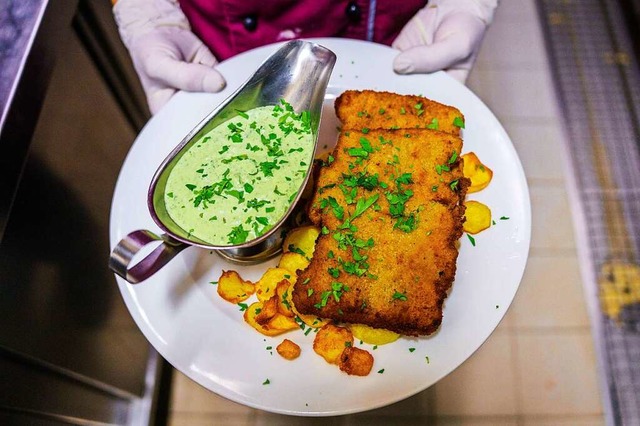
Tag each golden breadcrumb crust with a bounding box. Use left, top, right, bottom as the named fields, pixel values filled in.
left=292, top=90, right=468, bottom=336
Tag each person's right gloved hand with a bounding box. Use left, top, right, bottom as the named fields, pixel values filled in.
left=113, top=0, right=226, bottom=114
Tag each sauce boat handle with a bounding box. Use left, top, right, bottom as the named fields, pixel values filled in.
left=109, top=230, right=187, bottom=283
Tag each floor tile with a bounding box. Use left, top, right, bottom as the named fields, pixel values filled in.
left=521, top=415, right=605, bottom=425
left=169, top=412, right=254, bottom=426
left=509, top=255, right=591, bottom=329
left=347, top=386, right=436, bottom=418
left=346, top=415, right=518, bottom=426
left=529, top=185, right=577, bottom=251
left=436, top=417, right=519, bottom=426
left=478, top=12, right=548, bottom=70
left=484, top=68, right=559, bottom=121
left=254, top=413, right=346, bottom=425
left=515, top=331, right=604, bottom=416
left=433, top=333, right=517, bottom=416
left=170, top=371, right=255, bottom=415
left=502, top=120, right=567, bottom=183
left=467, top=67, right=495, bottom=106
left=493, top=0, right=539, bottom=21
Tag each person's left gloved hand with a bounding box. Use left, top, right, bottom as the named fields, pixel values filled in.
left=392, top=0, right=498, bottom=84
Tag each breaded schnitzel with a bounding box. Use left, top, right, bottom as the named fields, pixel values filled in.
left=335, top=90, right=464, bottom=135
left=292, top=91, right=468, bottom=335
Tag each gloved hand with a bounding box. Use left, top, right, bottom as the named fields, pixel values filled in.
left=392, top=0, right=498, bottom=83
left=113, top=0, right=226, bottom=114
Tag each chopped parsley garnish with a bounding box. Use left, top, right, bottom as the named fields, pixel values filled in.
left=467, top=234, right=476, bottom=246
left=392, top=291, right=408, bottom=301
left=288, top=244, right=306, bottom=257
left=453, top=116, right=465, bottom=128
left=320, top=196, right=344, bottom=220
left=227, top=225, right=249, bottom=245
left=347, top=137, right=374, bottom=158
left=435, top=164, right=451, bottom=175
left=393, top=213, right=417, bottom=233
left=427, top=118, right=439, bottom=130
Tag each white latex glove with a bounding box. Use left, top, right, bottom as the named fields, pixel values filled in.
left=392, top=0, right=498, bottom=83
left=113, top=0, right=226, bottom=114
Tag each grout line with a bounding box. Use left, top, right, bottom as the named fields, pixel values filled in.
left=508, top=326, right=594, bottom=336
left=509, top=321, right=525, bottom=426
left=527, top=177, right=568, bottom=187
left=474, top=62, right=550, bottom=72
left=528, top=247, right=578, bottom=257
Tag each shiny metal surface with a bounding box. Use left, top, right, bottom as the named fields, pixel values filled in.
left=0, top=0, right=168, bottom=424
left=109, top=40, right=336, bottom=282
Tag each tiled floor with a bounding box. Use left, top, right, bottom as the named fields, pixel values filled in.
left=168, top=1, right=606, bottom=424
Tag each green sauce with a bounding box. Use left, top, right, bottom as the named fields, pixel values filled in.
left=164, top=101, right=314, bottom=246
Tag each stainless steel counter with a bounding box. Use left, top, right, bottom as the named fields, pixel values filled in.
left=0, top=1, right=168, bottom=424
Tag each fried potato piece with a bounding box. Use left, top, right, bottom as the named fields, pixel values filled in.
left=278, top=252, right=309, bottom=275
left=276, top=279, right=295, bottom=318
left=313, top=324, right=354, bottom=364
left=243, top=301, right=293, bottom=337
left=462, top=152, right=493, bottom=193
left=256, top=267, right=292, bottom=301
left=349, top=324, right=400, bottom=346
left=284, top=280, right=330, bottom=328
left=267, top=313, right=299, bottom=332
left=255, top=296, right=278, bottom=325
left=463, top=200, right=492, bottom=234
left=283, top=226, right=320, bottom=259
left=338, top=346, right=374, bottom=376
left=293, top=306, right=330, bottom=328
left=217, top=270, right=255, bottom=304
left=276, top=339, right=301, bottom=360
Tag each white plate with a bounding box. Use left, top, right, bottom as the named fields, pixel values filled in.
left=110, top=38, right=531, bottom=416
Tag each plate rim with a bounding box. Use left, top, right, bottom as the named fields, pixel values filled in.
left=109, top=37, right=531, bottom=417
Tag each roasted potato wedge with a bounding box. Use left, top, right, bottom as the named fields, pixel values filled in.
left=349, top=323, right=400, bottom=345
left=283, top=226, right=320, bottom=259
left=463, top=200, right=492, bottom=234
left=243, top=301, right=291, bottom=337
left=276, top=339, right=301, bottom=360
left=278, top=252, right=310, bottom=275
left=338, top=346, right=374, bottom=376
left=217, top=270, right=255, bottom=304
left=462, top=152, right=493, bottom=193
left=256, top=267, right=292, bottom=301
left=313, top=324, right=354, bottom=364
